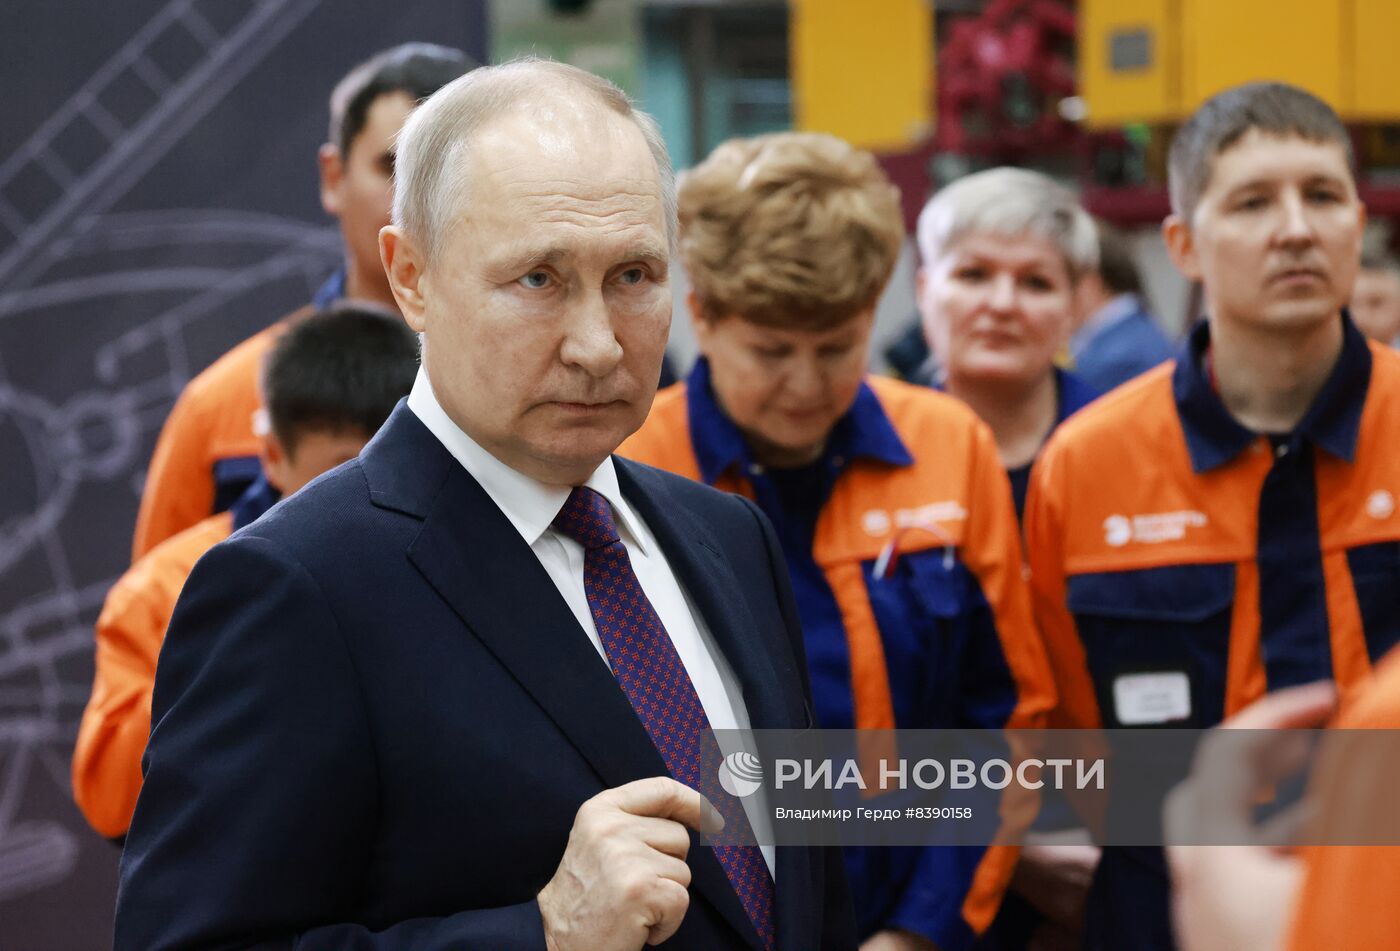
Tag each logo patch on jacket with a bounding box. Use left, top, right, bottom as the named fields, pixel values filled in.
left=1103, top=510, right=1208, bottom=547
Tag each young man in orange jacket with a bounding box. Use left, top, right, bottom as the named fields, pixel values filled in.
left=1025, top=81, right=1400, bottom=951
left=73, top=304, right=418, bottom=838
left=130, top=43, right=470, bottom=560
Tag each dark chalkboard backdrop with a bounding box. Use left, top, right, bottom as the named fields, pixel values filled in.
left=0, top=3, right=487, bottom=946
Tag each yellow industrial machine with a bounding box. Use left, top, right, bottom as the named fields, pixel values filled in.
left=1080, top=0, right=1400, bottom=126
left=790, top=0, right=935, bottom=151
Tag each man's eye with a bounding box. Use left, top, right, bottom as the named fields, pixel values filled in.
left=618, top=268, right=646, bottom=285
left=519, top=271, right=551, bottom=289
left=953, top=267, right=987, bottom=282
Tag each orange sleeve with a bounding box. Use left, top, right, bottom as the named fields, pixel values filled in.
left=1024, top=439, right=1103, bottom=731
left=75, top=515, right=227, bottom=837
left=131, top=390, right=215, bottom=561
left=957, top=421, right=1058, bottom=934
left=1287, top=651, right=1400, bottom=951
left=71, top=571, right=168, bottom=838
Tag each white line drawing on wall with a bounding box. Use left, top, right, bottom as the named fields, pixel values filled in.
left=0, top=210, right=339, bottom=907
left=0, top=0, right=335, bottom=909
left=0, top=0, right=324, bottom=297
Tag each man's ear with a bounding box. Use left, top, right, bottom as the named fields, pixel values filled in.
left=1162, top=214, right=1201, bottom=282
left=380, top=226, right=428, bottom=332
left=257, top=430, right=289, bottom=496
left=318, top=143, right=344, bottom=217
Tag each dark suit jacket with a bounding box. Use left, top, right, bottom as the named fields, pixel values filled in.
left=115, top=403, right=856, bottom=951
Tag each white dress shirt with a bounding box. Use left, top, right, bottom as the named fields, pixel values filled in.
left=407, top=370, right=774, bottom=874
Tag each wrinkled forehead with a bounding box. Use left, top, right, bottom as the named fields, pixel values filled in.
left=472, top=106, right=661, bottom=194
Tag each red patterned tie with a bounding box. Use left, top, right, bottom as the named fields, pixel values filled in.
left=552, top=486, right=776, bottom=950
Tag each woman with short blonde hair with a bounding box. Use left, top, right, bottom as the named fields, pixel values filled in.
left=680, top=132, right=904, bottom=331
left=622, top=133, right=1054, bottom=951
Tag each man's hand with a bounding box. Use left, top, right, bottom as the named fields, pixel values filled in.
left=538, top=777, right=724, bottom=951
left=859, top=929, right=938, bottom=951
left=1164, top=681, right=1337, bottom=951
left=1011, top=838, right=1100, bottom=933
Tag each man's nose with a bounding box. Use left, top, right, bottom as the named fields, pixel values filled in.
left=1277, top=190, right=1318, bottom=248
left=559, top=291, right=624, bottom=377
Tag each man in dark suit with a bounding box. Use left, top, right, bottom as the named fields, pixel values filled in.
left=114, top=58, right=854, bottom=951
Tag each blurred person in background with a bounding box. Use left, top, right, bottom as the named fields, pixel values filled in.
left=914, top=168, right=1100, bottom=523
left=1026, top=81, right=1400, bottom=951
left=621, top=132, right=1055, bottom=951
left=883, top=317, right=933, bottom=382
left=1348, top=248, right=1400, bottom=345
left=129, top=43, right=471, bottom=560
left=1167, top=660, right=1400, bottom=951
left=915, top=168, right=1102, bottom=951
left=72, top=305, right=419, bottom=840
left=1070, top=220, right=1176, bottom=393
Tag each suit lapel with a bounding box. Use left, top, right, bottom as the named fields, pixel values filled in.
left=411, top=464, right=766, bottom=950
left=406, top=458, right=672, bottom=796
left=371, top=415, right=780, bottom=951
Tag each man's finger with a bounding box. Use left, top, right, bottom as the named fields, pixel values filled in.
left=629, top=814, right=695, bottom=860
left=643, top=877, right=691, bottom=946
left=1255, top=800, right=1313, bottom=850
left=1169, top=682, right=1338, bottom=846
left=609, top=777, right=725, bottom=835
left=1220, top=681, right=1337, bottom=731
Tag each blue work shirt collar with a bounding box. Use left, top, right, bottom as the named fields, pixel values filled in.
left=685, top=356, right=914, bottom=485
left=916, top=363, right=1097, bottom=425
left=1173, top=312, right=1372, bottom=473
left=230, top=474, right=282, bottom=531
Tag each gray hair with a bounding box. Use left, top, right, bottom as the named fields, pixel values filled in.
left=916, top=167, right=1098, bottom=279
left=392, top=57, right=677, bottom=262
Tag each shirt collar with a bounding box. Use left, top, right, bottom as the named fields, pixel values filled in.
left=1173, top=313, right=1372, bottom=473
left=684, top=356, right=913, bottom=486
left=406, top=367, right=649, bottom=553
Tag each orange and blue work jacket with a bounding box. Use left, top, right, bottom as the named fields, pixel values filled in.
left=620, top=358, right=1055, bottom=951
left=130, top=270, right=341, bottom=560
left=1026, top=315, right=1400, bottom=951
left=74, top=476, right=279, bottom=839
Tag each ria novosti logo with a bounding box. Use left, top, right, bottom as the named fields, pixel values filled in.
left=717, top=750, right=764, bottom=798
